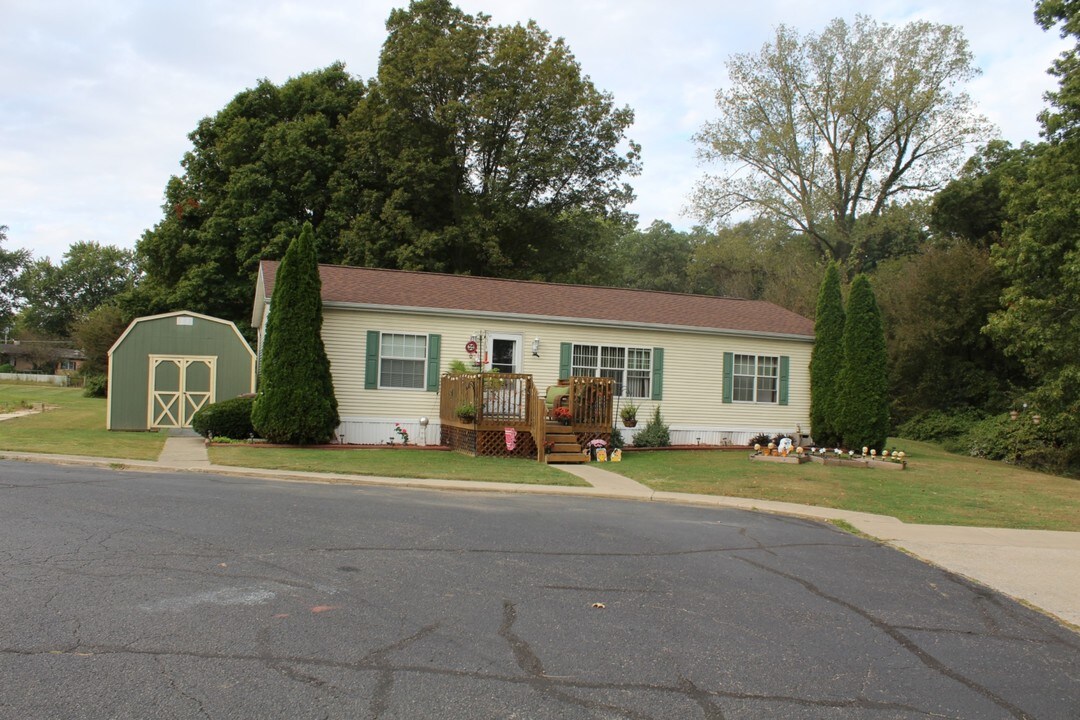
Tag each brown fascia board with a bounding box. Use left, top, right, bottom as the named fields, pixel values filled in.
left=258, top=260, right=815, bottom=340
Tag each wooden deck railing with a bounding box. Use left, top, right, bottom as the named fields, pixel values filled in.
left=440, top=372, right=535, bottom=429
left=565, top=376, right=615, bottom=432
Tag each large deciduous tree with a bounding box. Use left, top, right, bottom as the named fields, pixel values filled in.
left=836, top=274, right=889, bottom=451
left=809, top=262, right=845, bottom=447
left=337, top=0, right=639, bottom=280
left=16, top=242, right=136, bottom=338
left=251, top=223, right=339, bottom=445
left=135, top=64, right=366, bottom=327
left=983, top=1, right=1080, bottom=457
left=693, top=15, right=989, bottom=267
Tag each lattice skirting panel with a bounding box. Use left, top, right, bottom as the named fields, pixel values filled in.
left=441, top=427, right=538, bottom=458
left=442, top=427, right=611, bottom=459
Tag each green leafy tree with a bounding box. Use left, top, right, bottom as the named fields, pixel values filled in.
left=136, top=64, right=366, bottom=328
left=930, top=140, right=1038, bottom=248
left=0, top=225, right=31, bottom=336
left=836, top=274, right=889, bottom=450
left=16, top=242, right=136, bottom=337
left=983, top=2, right=1080, bottom=462
left=810, top=262, right=845, bottom=447
left=693, top=15, right=990, bottom=266
left=251, top=223, right=339, bottom=444
left=337, top=0, right=639, bottom=279
left=875, top=244, right=1018, bottom=422
left=71, top=303, right=130, bottom=376
left=608, top=221, right=706, bottom=292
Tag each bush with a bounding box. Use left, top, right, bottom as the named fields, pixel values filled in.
left=82, top=374, right=108, bottom=398
left=0, top=363, right=15, bottom=373
left=633, top=406, right=671, bottom=447
left=896, top=408, right=987, bottom=442
left=609, top=426, right=624, bottom=450
left=191, top=396, right=257, bottom=440
left=956, top=412, right=1079, bottom=477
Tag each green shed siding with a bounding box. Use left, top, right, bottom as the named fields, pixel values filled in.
left=107, top=312, right=255, bottom=430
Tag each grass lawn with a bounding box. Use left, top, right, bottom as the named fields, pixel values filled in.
left=208, top=446, right=586, bottom=486
left=605, top=440, right=1080, bottom=531
left=0, top=382, right=166, bottom=461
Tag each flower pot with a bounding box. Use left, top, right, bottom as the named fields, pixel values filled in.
left=622, top=419, right=637, bottom=428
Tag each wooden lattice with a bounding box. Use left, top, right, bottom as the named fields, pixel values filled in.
left=442, top=426, right=538, bottom=458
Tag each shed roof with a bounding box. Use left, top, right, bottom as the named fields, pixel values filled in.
left=257, top=261, right=815, bottom=339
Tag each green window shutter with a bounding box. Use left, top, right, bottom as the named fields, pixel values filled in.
left=559, top=343, right=572, bottom=380
left=426, top=334, right=442, bottom=392
left=722, top=351, right=733, bottom=404
left=651, top=347, right=664, bottom=401
left=365, top=331, right=380, bottom=390
left=779, top=355, right=790, bottom=406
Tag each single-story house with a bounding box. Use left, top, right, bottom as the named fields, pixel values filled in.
left=253, top=261, right=816, bottom=447
left=107, top=311, right=256, bottom=431
left=0, top=341, right=85, bottom=376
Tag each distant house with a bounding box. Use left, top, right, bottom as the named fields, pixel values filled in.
left=252, top=262, right=815, bottom=447
left=0, top=341, right=85, bottom=376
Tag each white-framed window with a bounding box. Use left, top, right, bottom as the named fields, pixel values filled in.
left=572, top=344, right=651, bottom=398
left=733, top=353, right=778, bottom=403
left=59, top=359, right=78, bottom=371
left=379, top=333, right=427, bottom=389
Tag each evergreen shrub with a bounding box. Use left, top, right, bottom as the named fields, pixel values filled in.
left=191, top=396, right=257, bottom=440
left=633, top=406, right=671, bottom=447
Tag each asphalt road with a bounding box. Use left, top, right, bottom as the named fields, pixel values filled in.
left=0, top=460, right=1077, bottom=719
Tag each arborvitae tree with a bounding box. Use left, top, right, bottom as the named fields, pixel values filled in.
left=252, top=223, right=339, bottom=444
left=809, top=262, right=845, bottom=447
left=835, top=274, right=889, bottom=451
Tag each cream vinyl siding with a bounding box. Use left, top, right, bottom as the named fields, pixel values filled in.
left=320, top=307, right=811, bottom=433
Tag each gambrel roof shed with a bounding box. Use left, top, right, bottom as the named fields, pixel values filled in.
left=107, top=311, right=256, bottom=431
left=253, top=261, right=814, bottom=339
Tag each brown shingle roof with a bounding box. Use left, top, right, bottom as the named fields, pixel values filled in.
left=259, top=261, right=814, bottom=339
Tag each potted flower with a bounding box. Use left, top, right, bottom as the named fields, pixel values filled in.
left=619, top=401, right=639, bottom=428
left=551, top=406, right=573, bottom=425
left=455, top=402, right=476, bottom=423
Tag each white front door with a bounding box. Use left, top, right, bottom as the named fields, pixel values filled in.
left=487, top=333, right=522, bottom=374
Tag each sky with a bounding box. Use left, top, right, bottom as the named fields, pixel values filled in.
left=0, top=1, right=1070, bottom=263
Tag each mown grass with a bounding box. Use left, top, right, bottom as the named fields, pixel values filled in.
left=605, top=440, right=1080, bottom=531
left=0, top=382, right=166, bottom=461
left=208, top=446, right=587, bottom=486
left=3, top=379, right=1077, bottom=527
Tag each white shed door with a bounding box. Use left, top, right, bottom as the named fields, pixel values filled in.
left=149, top=356, right=216, bottom=429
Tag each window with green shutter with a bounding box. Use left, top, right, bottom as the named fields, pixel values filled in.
left=366, top=331, right=440, bottom=391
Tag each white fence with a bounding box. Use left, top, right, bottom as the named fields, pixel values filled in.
left=0, top=373, right=71, bottom=386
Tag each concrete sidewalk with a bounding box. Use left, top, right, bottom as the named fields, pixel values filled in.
left=3, top=437, right=1078, bottom=629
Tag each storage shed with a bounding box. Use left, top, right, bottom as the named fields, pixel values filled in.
left=107, top=311, right=256, bottom=431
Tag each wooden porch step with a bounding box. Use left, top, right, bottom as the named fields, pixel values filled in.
left=547, top=452, right=588, bottom=464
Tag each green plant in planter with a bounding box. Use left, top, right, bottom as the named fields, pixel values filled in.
left=620, top=401, right=639, bottom=427
left=455, top=402, right=477, bottom=421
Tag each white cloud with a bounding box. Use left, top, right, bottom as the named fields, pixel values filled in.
left=0, top=0, right=1070, bottom=262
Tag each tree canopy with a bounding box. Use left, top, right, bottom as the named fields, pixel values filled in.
left=693, top=15, right=989, bottom=267
left=134, top=0, right=639, bottom=331
left=15, top=241, right=136, bottom=338
left=983, top=1, right=1080, bottom=446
